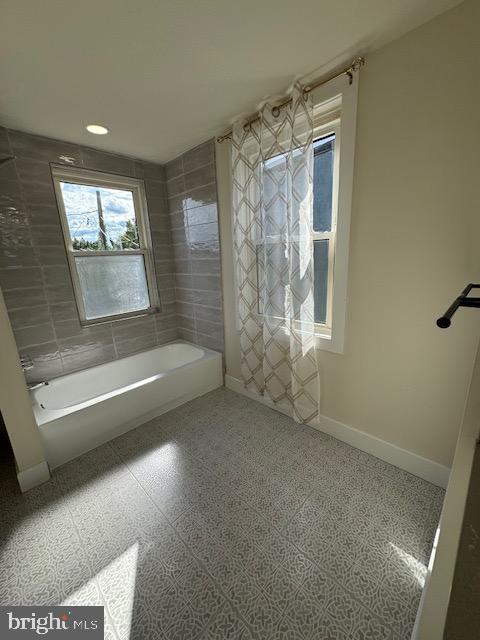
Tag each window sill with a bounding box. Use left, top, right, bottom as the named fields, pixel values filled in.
left=240, top=320, right=344, bottom=355
left=80, top=306, right=159, bottom=327
left=315, top=331, right=344, bottom=354
left=314, top=324, right=331, bottom=340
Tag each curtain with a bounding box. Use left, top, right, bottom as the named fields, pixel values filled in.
left=232, top=85, right=320, bottom=424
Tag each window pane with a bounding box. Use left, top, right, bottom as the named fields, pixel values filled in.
left=60, top=182, right=140, bottom=250
left=75, top=255, right=150, bottom=320
left=313, top=134, right=335, bottom=232
left=314, top=239, right=329, bottom=324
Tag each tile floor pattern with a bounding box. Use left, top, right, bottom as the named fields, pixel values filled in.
left=0, top=389, right=444, bottom=639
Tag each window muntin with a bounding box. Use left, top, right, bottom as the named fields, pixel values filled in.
left=52, top=167, right=159, bottom=324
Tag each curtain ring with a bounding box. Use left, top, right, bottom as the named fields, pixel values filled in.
left=302, top=88, right=310, bottom=101
left=271, top=105, right=280, bottom=118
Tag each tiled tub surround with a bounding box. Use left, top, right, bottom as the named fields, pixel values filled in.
left=165, top=140, right=224, bottom=353
left=0, top=127, right=177, bottom=382
left=0, top=389, right=443, bottom=639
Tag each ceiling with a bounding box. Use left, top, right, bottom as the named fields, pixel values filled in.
left=0, top=0, right=461, bottom=164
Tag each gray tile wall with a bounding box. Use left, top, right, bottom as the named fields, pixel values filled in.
left=165, top=140, right=224, bottom=354
left=0, top=127, right=177, bottom=383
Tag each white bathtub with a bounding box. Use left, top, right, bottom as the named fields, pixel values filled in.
left=32, top=341, right=223, bottom=469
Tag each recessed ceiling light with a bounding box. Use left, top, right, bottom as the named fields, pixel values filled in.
left=85, top=124, right=109, bottom=135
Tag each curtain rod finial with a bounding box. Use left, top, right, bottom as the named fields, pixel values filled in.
left=346, top=56, right=365, bottom=84
left=351, top=56, right=366, bottom=72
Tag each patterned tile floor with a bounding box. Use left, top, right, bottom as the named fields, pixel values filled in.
left=0, top=388, right=444, bottom=639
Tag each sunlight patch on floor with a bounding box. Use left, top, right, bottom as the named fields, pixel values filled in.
left=390, top=542, right=428, bottom=587
left=61, top=542, right=139, bottom=638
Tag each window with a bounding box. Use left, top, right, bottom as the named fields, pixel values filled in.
left=52, top=166, right=159, bottom=324
left=310, top=74, right=358, bottom=353
left=253, top=83, right=354, bottom=351
left=227, top=76, right=356, bottom=353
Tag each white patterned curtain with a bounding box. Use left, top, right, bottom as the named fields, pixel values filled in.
left=232, top=85, right=320, bottom=424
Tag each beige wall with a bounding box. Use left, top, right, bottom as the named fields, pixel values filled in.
left=0, top=288, right=46, bottom=473
left=217, top=0, right=480, bottom=468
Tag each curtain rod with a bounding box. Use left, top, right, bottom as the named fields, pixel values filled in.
left=217, top=56, right=365, bottom=143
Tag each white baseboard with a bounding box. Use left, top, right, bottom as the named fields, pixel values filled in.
left=318, top=413, right=450, bottom=488
left=225, top=374, right=450, bottom=488
left=17, top=460, right=50, bottom=492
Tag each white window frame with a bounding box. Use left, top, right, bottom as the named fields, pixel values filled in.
left=312, top=121, right=340, bottom=334
left=311, top=73, right=358, bottom=354
left=52, top=165, right=160, bottom=325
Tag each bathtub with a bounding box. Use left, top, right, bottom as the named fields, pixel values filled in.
left=32, top=341, right=223, bottom=469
